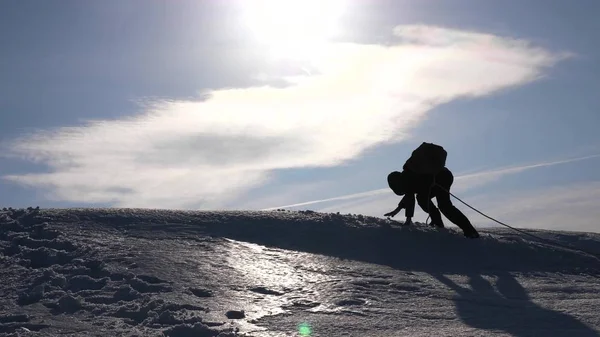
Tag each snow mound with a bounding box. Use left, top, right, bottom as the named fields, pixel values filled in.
left=1, top=207, right=599, bottom=336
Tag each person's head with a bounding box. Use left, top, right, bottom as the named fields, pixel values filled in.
left=387, top=171, right=405, bottom=195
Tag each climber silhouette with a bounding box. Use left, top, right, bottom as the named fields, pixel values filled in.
left=385, top=142, right=479, bottom=238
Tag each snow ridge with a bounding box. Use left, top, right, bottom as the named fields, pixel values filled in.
left=1, top=207, right=599, bottom=336
left=0, top=208, right=238, bottom=336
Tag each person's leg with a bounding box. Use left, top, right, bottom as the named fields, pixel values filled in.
left=434, top=169, right=479, bottom=237
left=416, top=193, right=444, bottom=228
left=436, top=193, right=478, bottom=236
left=404, top=194, right=415, bottom=219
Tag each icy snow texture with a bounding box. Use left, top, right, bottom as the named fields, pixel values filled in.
left=0, top=207, right=599, bottom=336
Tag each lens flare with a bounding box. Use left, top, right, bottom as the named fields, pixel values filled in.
left=298, top=322, right=312, bottom=336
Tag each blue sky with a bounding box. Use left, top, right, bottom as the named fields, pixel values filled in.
left=1, top=0, right=599, bottom=232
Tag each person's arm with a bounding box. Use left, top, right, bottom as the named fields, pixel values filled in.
left=384, top=194, right=414, bottom=224
left=384, top=204, right=402, bottom=218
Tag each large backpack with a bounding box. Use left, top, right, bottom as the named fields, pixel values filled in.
left=403, top=142, right=447, bottom=175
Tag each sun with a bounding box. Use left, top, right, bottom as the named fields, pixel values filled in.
left=240, top=0, right=346, bottom=60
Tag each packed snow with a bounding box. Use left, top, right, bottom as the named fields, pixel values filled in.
left=1, top=207, right=599, bottom=336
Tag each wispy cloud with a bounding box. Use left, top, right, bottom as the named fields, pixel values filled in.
left=452, top=153, right=600, bottom=192
left=265, top=153, right=600, bottom=211
left=263, top=189, right=388, bottom=211
left=463, top=182, right=600, bottom=233
left=3, top=26, right=566, bottom=208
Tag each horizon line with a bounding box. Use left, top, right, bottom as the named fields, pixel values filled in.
left=262, top=152, right=600, bottom=211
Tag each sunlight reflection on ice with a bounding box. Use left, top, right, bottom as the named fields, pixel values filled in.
left=223, top=238, right=336, bottom=331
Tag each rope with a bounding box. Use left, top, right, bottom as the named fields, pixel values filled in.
left=436, top=184, right=600, bottom=261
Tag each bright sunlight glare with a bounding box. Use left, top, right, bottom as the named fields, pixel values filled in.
left=240, top=0, right=347, bottom=60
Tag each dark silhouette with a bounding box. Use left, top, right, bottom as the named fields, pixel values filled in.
left=385, top=143, right=479, bottom=238
left=434, top=272, right=599, bottom=336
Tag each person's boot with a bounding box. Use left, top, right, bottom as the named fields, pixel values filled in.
left=464, top=230, right=480, bottom=239
left=429, top=221, right=444, bottom=228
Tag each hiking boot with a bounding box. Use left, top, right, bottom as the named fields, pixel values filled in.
left=430, top=222, right=444, bottom=228
left=464, top=231, right=480, bottom=239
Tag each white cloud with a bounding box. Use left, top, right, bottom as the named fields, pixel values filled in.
left=452, top=153, right=600, bottom=193
left=262, top=188, right=388, bottom=211
left=3, top=25, right=566, bottom=208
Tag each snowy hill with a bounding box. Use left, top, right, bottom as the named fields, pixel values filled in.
left=1, top=208, right=599, bottom=337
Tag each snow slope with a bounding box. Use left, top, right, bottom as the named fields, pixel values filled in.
left=1, top=207, right=599, bottom=336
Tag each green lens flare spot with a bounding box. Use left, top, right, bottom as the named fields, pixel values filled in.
left=298, top=322, right=312, bottom=336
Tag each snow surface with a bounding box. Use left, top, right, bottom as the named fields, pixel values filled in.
left=1, top=207, right=599, bottom=336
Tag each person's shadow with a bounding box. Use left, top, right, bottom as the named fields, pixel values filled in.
left=434, top=272, right=599, bottom=337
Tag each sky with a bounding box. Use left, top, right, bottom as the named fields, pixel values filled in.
left=1, top=0, right=600, bottom=232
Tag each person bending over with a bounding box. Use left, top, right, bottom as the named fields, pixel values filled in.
left=385, top=166, right=480, bottom=239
